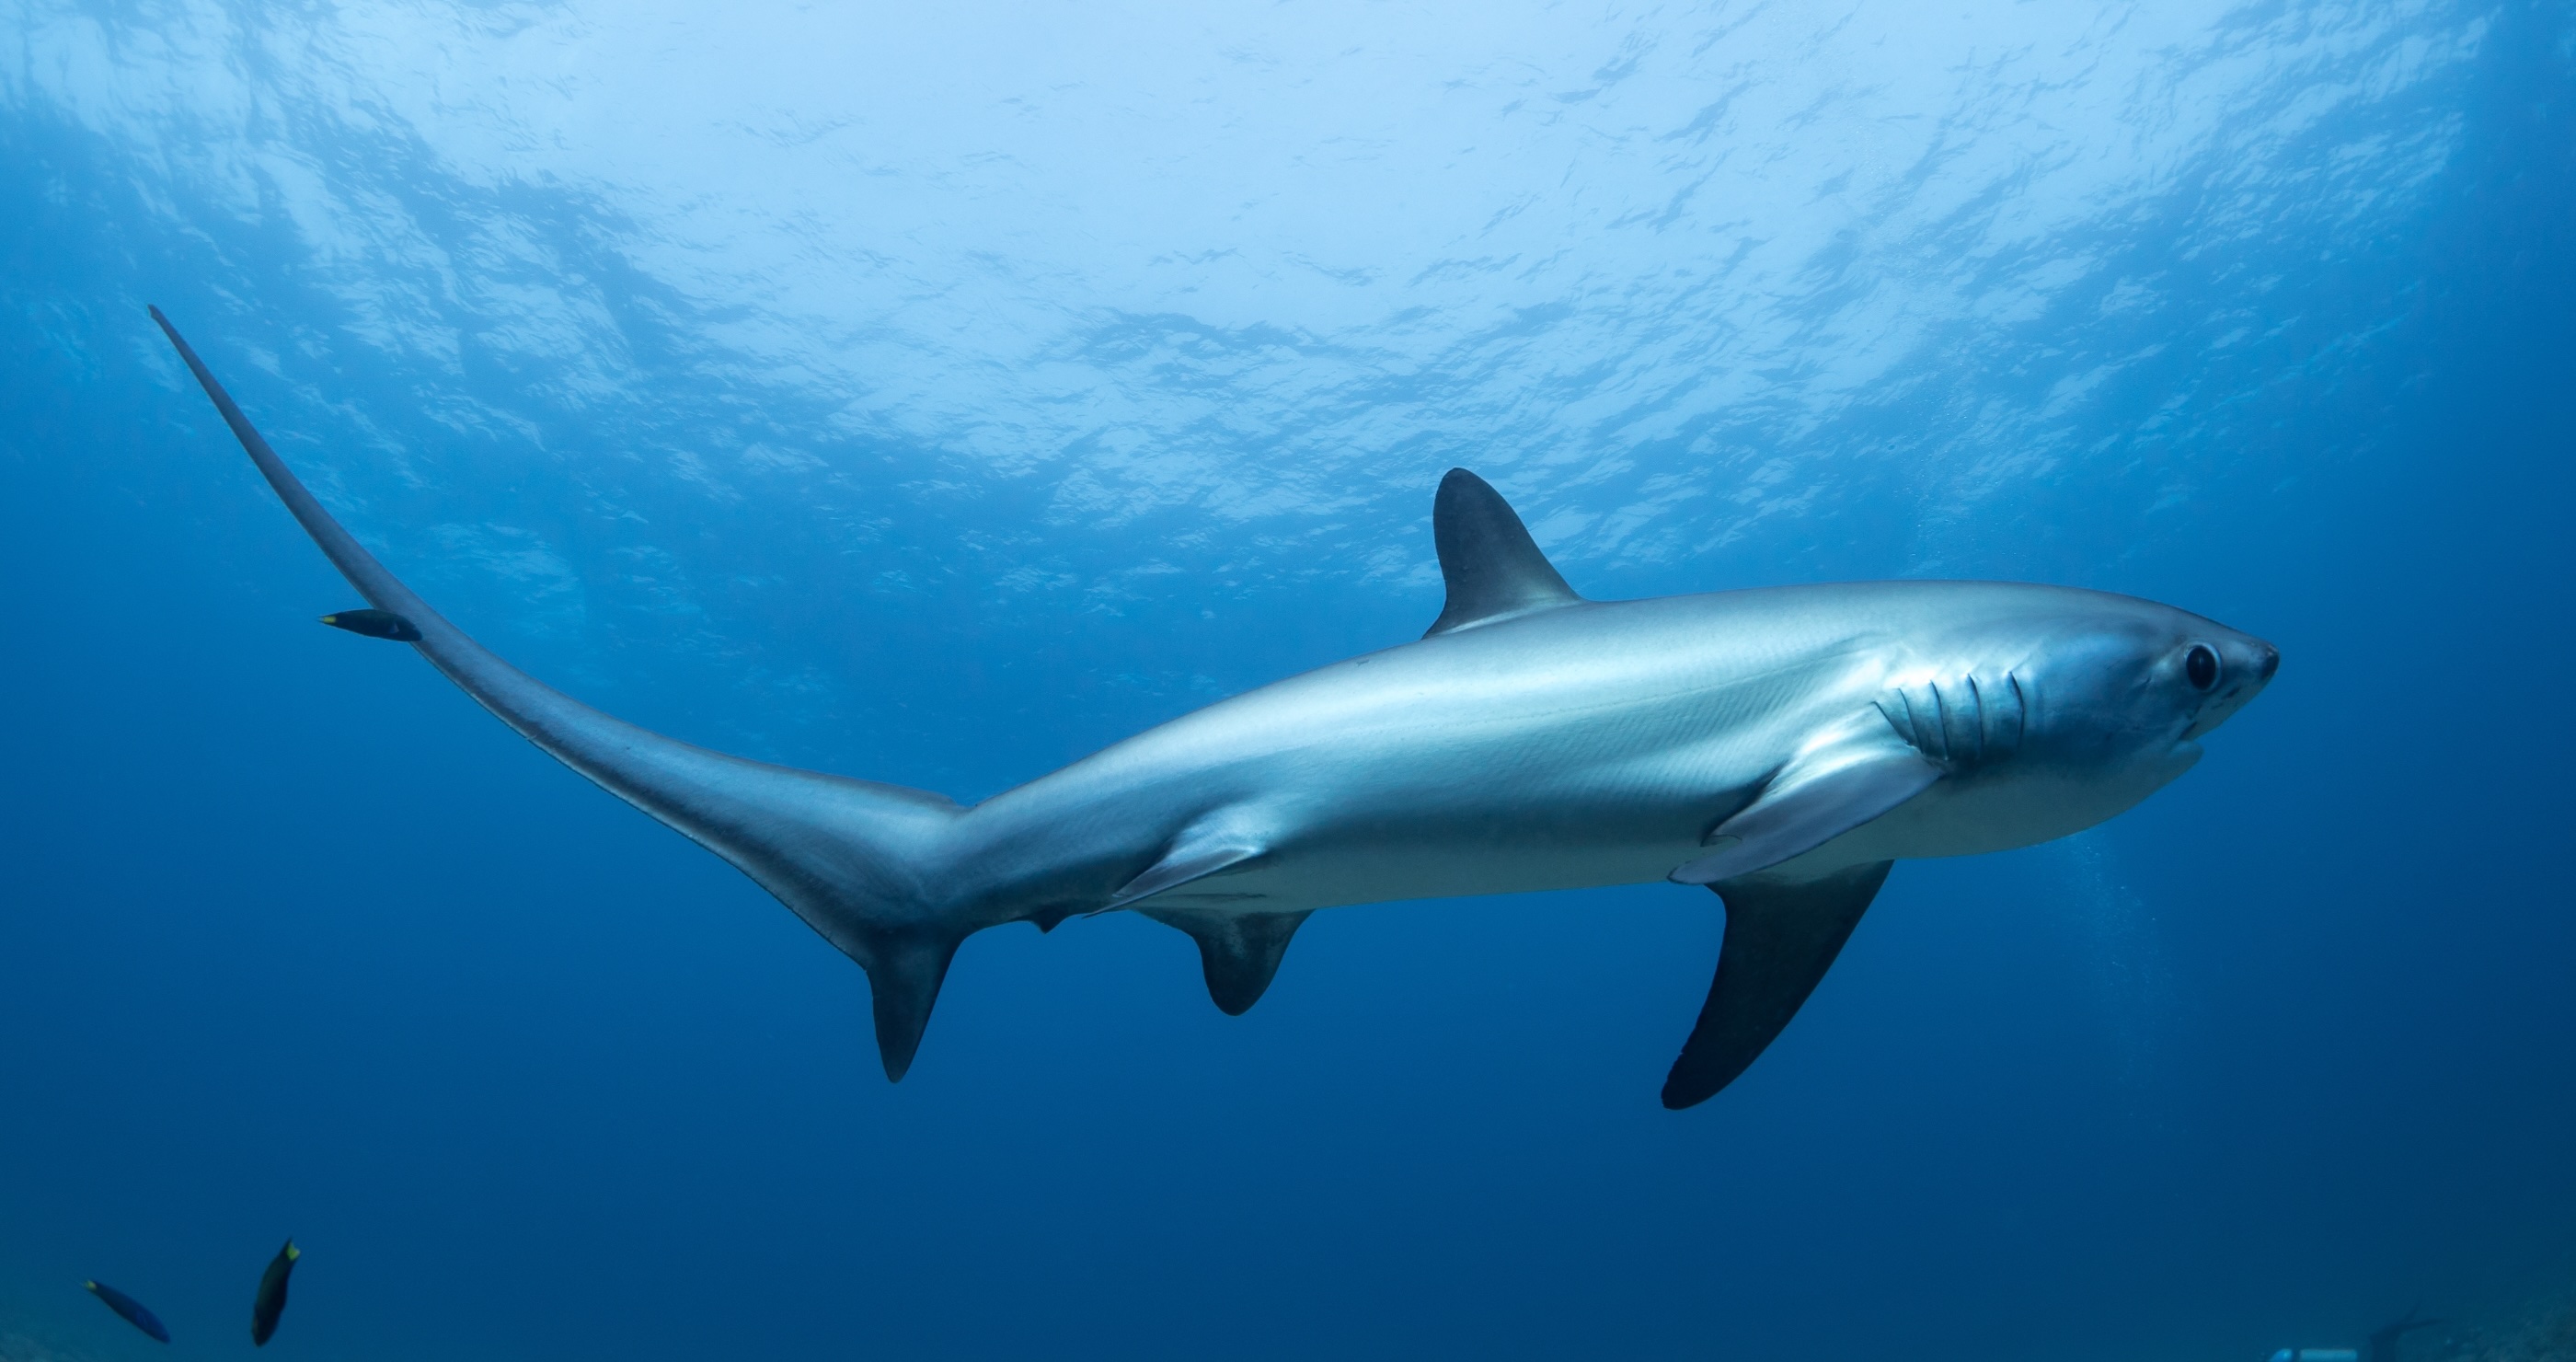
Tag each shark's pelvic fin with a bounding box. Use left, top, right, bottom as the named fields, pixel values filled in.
left=1423, top=468, right=1583, bottom=637
left=1663, top=861, right=1892, bottom=1109
left=866, top=929, right=964, bottom=1082
left=1140, top=907, right=1312, bottom=1015
left=150, top=307, right=971, bottom=1082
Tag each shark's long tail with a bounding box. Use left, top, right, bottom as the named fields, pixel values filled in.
left=152, top=306, right=972, bottom=1079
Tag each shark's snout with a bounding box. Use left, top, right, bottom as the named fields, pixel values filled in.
left=2181, top=631, right=2277, bottom=740
left=2238, top=635, right=2281, bottom=685
left=2237, top=636, right=2281, bottom=697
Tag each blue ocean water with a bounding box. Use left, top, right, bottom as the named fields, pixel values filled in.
left=4, top=2, right=2572, bottom=1359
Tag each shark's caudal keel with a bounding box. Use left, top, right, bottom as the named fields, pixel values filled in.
left=153, top=309, right=2279, bottom=1107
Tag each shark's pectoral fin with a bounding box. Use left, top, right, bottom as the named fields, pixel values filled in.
left=1670, top=744, right=1939, bottom=885
left=1140, top=907, right=1313, bottom=1015
left=1662, top=860, right=1893, bottom=1110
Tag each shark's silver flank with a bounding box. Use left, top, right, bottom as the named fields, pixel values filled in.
left=153, top=308, right=2279, bottom=1108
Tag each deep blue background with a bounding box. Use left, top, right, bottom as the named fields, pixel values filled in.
left=4, top=3, right=2571, bottom=1359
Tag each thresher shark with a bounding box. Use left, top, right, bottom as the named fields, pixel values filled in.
left=153, top=307, right=2277, bottom=1109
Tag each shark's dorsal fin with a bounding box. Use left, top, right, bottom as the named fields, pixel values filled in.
left=1424, top=468, right=1583, bottom=637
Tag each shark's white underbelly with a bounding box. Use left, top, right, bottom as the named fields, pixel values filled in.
left=1113, top=732, right=2204, bottom=916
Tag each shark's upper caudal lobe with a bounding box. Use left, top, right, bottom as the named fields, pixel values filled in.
left=151, top=308, right=2277, bottom=1108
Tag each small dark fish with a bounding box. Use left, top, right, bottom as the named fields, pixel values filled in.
left=85, top=1279, right=171, bottom=1343
left=250, top=1239, right=299, bottom=1346
left=318, top=607, right=421, bottom=641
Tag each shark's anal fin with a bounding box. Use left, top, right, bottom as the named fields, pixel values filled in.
left=1671, top=743, right=1939, bottom=884
left=1423, top=468, right=1583, bottom=637
left=1662, top=861, right=1893, bottom=1110
left=1140, top=907, right=1313, bottom=1015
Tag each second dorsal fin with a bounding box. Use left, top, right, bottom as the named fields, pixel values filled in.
left=1423, top=468, right=1582, bottom=637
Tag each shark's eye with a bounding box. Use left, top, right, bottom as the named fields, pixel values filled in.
left=2185, top=644, right=2220, bottom=690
